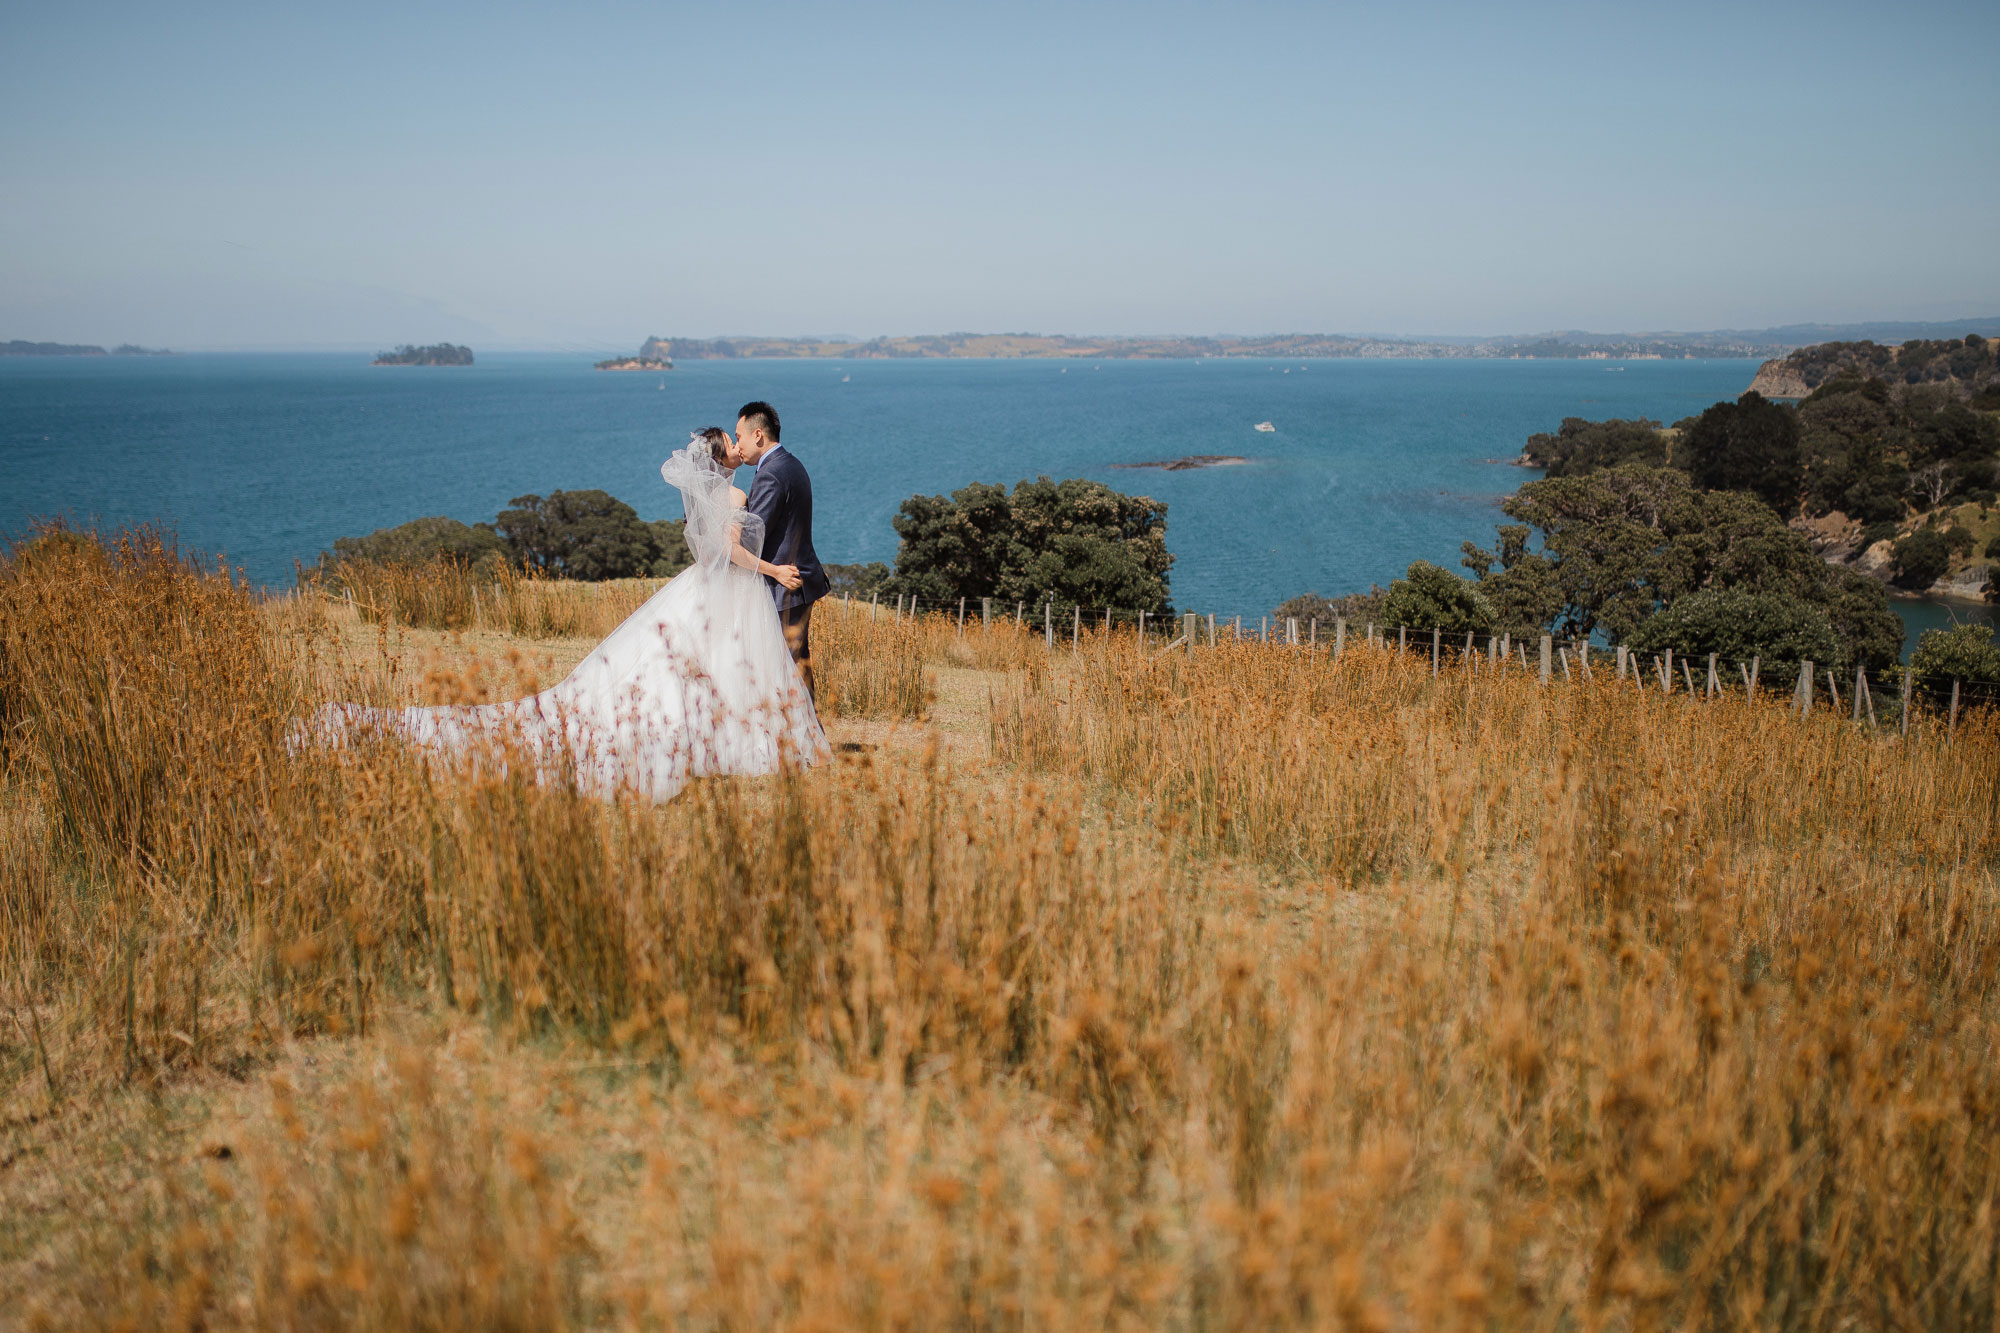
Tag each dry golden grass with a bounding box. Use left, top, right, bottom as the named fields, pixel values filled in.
left=4, top=531, right=2000, bottom=1330
left=317, top=557, right=665, bottom=642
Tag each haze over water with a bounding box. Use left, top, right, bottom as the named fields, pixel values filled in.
left=3, top=353, right=1988, bottom=652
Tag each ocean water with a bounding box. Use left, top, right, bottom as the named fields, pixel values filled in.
left=4, top=352, right=1990, bottom=653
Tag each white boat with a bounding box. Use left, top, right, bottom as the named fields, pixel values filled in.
left=1253, top=421, right=1276, bottom=433
left=841, top=375, right=850, bottom=382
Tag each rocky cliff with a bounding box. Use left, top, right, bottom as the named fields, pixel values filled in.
left=1747, top=358, right=1814, bottom=399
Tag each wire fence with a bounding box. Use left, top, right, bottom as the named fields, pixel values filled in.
left=859, top=590, right=2000, bottom=737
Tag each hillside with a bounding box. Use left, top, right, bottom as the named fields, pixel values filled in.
left=1748, top=335, right=2000, bottom=400
left=5, top=536, right=1999, bottom=1327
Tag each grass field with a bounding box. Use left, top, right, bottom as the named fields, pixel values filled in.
left=4, top=533, right=1999, bottom=1329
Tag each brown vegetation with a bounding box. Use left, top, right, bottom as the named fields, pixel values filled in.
left=4, top=529, right=1999, bottom=1329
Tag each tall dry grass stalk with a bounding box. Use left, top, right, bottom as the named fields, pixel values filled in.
left=6, top=534, right=2000, bottom=1329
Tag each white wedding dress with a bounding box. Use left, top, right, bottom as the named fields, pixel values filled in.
left=314, top=443, right=827, bottom=800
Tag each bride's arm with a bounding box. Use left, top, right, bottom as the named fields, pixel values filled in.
left=725, top=520, right=803, bottom=588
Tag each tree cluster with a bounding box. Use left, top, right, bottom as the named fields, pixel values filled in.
left=1452, top=465, right=1902, bottom=675
left=325, top=491, right=690, bottom=582
left=1520, top=417, right=1671, bottom=477
left=886, top=476, right=1173, bottom=615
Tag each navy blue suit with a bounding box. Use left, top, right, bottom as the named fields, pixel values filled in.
left=744, top=445, right=829, bottom=614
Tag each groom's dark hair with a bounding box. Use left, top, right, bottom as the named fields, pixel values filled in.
left=737, top=401, right=780, bottom=443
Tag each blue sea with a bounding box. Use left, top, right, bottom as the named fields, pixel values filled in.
left=3, top=353, right=1990, bottom=654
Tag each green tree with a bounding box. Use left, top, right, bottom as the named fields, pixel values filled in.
left=1815, top=566, right=1906, bottom=674
left=1379, top=560, right=1495, bottom=634
left=329, top=515, right=505, bottom=570
left=1520, top=417, right=1671, bottom=477
left=1890, top=528, right=1953, bottom=590
left=1681, top=392, right=1803, bottom=513
left=888, top=476, right=1172, bottom=614
left=494, top=489, right=670, bottom=581
left=1625, top=588, right=1839, bottom=675
left=646, top=519, right=692, bottom=578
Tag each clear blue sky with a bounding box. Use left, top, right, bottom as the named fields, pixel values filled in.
left=4, top=1, right=1996, bottom=350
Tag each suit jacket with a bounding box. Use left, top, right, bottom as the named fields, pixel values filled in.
left=745, top=445, right=830, bottom=613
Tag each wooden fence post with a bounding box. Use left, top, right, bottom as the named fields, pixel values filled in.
left=1262, top=615, right=1269, bottom=643
left=1825, top=668, right=1839, bottom=714
left=1335, top=617, right=1347, bottom=660
left=981, top=596, right=990, bottom=627
left=1186, top=612, right=1198, bottom=655
left=1433, top=627, right=1442, bottom=676
left=1399, top=626, right=1408, bottom=655
left=1234, top=615, right=1242, bottom=641
left=1016, top=600, right=1024, bottom=627
left=1288, top=617, right=1298, bottom=646
left=1309, top=619, right=1317, bottom=651
left=1616, top=644, right=1627, bottom=679
left=1463, top=630, right=1475, bottom=670
left=1073, top=605, right=1081, bottom=649
left=1749, top=656, right=1760, bottom=701
left=1044, top=600, right=1053, bottom=648
left=872, top=591, right=880, bottom=620
left=1489, top=635, right=1501, bottom=671
left=1559, top=647, right=1572, bottom=682
left=1949, top=679, right=1961, bottom=734
left=1852, top=666, right=1865, bottom=723
left=1208, top=613, right=1216, bottom=647
left=958, top=597, right=966, bottom=635
left=1900, top=667, right=1912, bottom=736
left=1539, top=634, right=1551, bottom=685
left=1796, top=659, right=1814, bottom=716
left=896, top=593, right=904, bottom=621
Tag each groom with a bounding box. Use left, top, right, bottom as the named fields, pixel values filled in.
left=733, top=400, right=830, bottom=702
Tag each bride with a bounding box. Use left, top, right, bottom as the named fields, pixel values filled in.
left=314, top=428, right=828, bottom=800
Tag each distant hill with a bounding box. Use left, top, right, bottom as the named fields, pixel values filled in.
left=638, top=319, right=2000, bottom=362
left=373, top=343, right=473, bottom=367
left=2, top=340, right=107, bottom=356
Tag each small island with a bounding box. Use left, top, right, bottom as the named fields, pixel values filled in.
left=1, top=340, right=107, bottom=356
left=111, top=344, right=173, bottom=356
left=1110, top=455, right=1250, bottom=471
left=373, top=343, right=473, bottom=367
left=595, top=356, right=673, bottom=371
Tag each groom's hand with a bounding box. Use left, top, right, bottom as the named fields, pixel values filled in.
left=772, top=564, right=803, bottom=591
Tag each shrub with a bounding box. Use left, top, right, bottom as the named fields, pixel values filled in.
left=1625, top=588, right=1840, bottom=674
left=329, top=515, right=506, bottom=572
left=1274, top=588, right=1384, bottom=627
left=1909, top=622, right=2000, bottom=685
left=1379, top=560, right=1495, bottom=634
